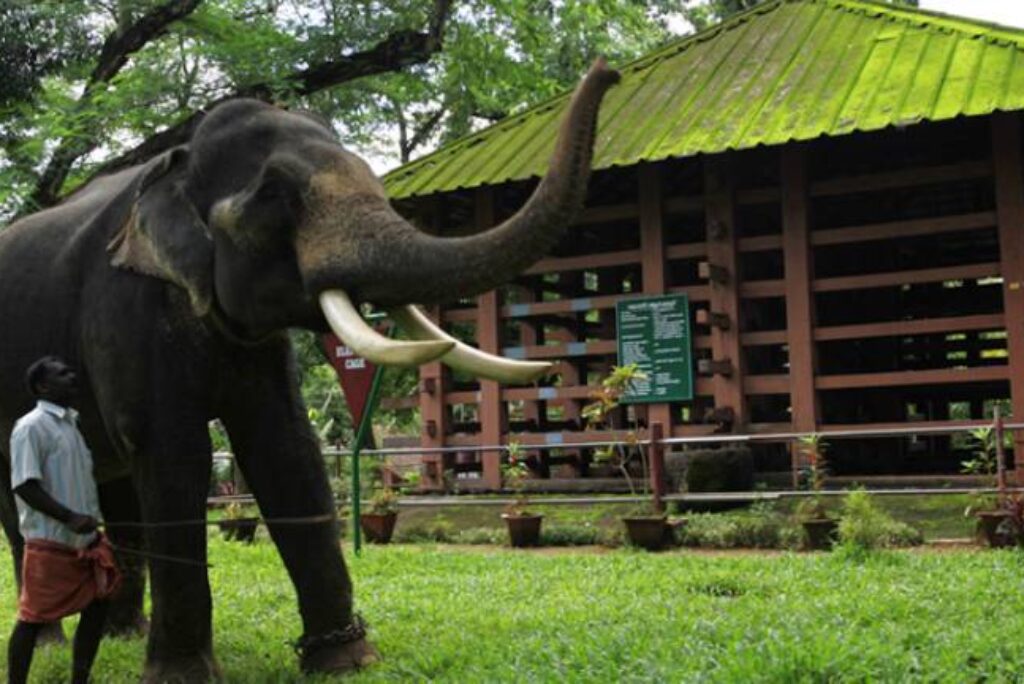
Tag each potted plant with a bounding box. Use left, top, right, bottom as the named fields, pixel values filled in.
left=360, top=487, right=400, bottom=544
left=501, top=441, right=543, bottom=547
left=218, top=501, right=260, bottom=543
left=961, top=427, right=1012, bottom=547
left=583, top=365, right=671, bottom=551
left=794, top=433, right=837, bottom=551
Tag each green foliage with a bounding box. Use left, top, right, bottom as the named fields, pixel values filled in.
left=680, top=503, right=803, bottom=549
left=501, top=439, right=532, bottom=516
left=681, top=447, right=754, bottom=493
left=452, top=526, right=506, bottom=545
left=1, top=1, right=679, bottom=218
left=367, top=487, right=400, bottom=515
left=10, top=536, right=1024, bottom=682
left=583, top=363, right=650, bottom=497
left=837, top=489, right=924, bottom=554
left=393, top=516, right=456, bottom=543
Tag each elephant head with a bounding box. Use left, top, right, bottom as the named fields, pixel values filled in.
left=108, top=59, right=620, bottom=383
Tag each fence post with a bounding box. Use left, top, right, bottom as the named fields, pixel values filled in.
left=995, top=406, right=1007, bottom=496
left=650, top=422, right=666, bottom=513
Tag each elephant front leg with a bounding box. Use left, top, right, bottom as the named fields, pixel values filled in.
left=133, top=431, right=219, bottom=683
left=221, top=377, right=378, bottom=674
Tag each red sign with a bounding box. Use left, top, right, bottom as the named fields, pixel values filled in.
left=321, top=334, right=377, bottom=425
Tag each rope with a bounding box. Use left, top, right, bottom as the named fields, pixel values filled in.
left=101, top=512, right=336, bottom=530
left=109, top=543, right=212, bottom=569
left=99, top=513, right=337, bottom=568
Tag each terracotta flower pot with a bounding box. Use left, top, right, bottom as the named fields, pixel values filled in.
left=801, top=518, right=838, bottom=551
left=623, top=515, right=669, bottom=551
left=502, top=513, right=543, bottom=548
left=975, top=510, right=1013, bottom=548
left=219, top=517, right=259, bottom=543
left=360, top=512, right=398, bottom=544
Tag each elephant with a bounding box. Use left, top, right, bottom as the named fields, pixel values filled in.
left=0, top=58, right=619, bottom=680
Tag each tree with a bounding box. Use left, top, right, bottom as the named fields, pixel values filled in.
left=0, top=0, right=677, bottom=218
left=679, top=0, right=918, bottom=33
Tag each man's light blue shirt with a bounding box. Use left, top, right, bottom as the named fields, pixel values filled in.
left=10, top=400, right=101, bottom=549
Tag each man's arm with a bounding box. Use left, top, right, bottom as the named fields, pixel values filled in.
left=13, top=479, right=98, bottom=533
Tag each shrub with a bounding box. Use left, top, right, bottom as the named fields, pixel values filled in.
left=680, top=447, right=754, bottom=493
left=393, top=518, right=456, bottom=543
left=837, top=489, right=924, bottom=552
left=540, top=523, right=605, bottom=546
left=679, top=504, right=801, bottom=550
left=452, top=527, right=505, bottom=545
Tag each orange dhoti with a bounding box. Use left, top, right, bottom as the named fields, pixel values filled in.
left=17, top=534, right=122, bottom=623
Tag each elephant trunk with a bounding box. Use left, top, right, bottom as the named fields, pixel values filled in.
left=298, top=58, right=620, bottom=308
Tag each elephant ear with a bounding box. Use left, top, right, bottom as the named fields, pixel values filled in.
left=108, top=146, right=214, bottom=316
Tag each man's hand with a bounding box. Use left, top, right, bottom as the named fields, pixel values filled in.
left=67, top=513, right=99, bottom=534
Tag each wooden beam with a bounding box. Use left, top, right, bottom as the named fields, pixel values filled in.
left=815, top=314, right=1005, bottom=342
left=665, top=243, right=708, bottom=260
left=576, top=203, right=640, bottom=224
left=744, top=375, right=791, bottom=394
left=742, top=330, right=787, bottom=345
left=813, top=262, right=1001, bottom=293
left=782, top=146, right=819, bottom=457
left=815, top=366, right=1008, bottom=390
left=809, top=160, right=991, bottom=197
left=739, top=280, right=786, bottom=298
left=738, top=235, right=783, bottom=252
left=475, top=187, right=504, bottom=490
left=705, top=156, right=746, bottom=426
left=993, top=112, right=1024, bottom=483
left=524, top=249, right=641, bottom=275
left=812, top=211, right=996, bottom=247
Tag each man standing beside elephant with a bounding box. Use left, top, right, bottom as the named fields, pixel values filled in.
left=6, top=357, right=121, bottom=684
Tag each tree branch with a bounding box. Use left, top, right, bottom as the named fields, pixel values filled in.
left=404, top=107, right=446, bottom=162
left=91, top=0, right=456, bottom=181
left=24, top=0, right=203, bottom=213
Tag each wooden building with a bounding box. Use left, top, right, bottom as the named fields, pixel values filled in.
left=381, top=0, right=1024, bottom=490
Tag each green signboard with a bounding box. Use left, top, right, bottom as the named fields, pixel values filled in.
left=615, top=294, right=693, bottom=403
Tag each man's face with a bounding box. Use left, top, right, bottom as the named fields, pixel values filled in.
left=38, top=361, right=79, bottom=406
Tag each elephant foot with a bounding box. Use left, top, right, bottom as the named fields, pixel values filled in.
left=141, top=654, right=220, bottom=683
left=300, top=636, right=380, bottom=674
left=37, top=621, right=66, bottom=646
left=103, top=610, right=149, bottom=638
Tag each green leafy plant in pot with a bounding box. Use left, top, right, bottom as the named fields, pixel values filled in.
left=501, top=440, right=543, bottom=547
left=360, top=486, right=400, bottom=544
left=583, top=364, right=670, bottom=551
left=794, top=433, right=837, bottom=551
left=961, top=427, right=1013, bottom=547
left=219, top=501, right=260, bottom=543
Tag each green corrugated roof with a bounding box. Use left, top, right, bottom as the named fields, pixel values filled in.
left=385, top=0, right=1024, bottom=199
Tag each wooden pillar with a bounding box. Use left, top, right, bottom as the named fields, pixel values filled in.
left=639, top=163, right=674, bottom=434
left=476, top=186, right=505, bottom=490
left=992, top=113, right=1024, bottom=483
left=418, top=199, right=449, bottom=490
left=782, top=146, right=819, bottom=485
left=418, top=307, right=449, bottom=491
left=703, top=156, right=746, bottom=427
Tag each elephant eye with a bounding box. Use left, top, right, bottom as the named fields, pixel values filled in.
left=253, top=164, right=303, bottom=213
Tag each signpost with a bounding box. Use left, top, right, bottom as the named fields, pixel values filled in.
left=615, top=294, right=693, bottom=403
left=322, top=329, right=388, bottom=555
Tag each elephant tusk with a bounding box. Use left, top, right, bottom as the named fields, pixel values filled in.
left=319, top=290, right=453, bottom=367
left=388, top=305, right=553, bottom=384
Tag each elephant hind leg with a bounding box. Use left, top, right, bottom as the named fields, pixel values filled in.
left=97, top=475, right=149, bottom=637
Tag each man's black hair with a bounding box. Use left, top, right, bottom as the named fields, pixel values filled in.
left=24, top=356, right=64, bottom=397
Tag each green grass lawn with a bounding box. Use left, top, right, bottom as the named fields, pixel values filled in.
left=4, top=533, right=1024, bottom=682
